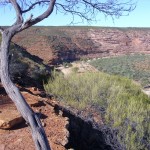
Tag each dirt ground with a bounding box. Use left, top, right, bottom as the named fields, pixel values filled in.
left=0, top=62, right=101, bottom=150
left=0, top=62, right=149, bottom=150
left=0, top=85, right=69, bottom=150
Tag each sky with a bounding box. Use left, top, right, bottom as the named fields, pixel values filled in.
left=0, top=0, right=150, bottom=27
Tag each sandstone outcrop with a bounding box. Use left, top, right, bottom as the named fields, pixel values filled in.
left=0, top=109, right=23, bottom=129
left=13, top=27, right=150, bottom=64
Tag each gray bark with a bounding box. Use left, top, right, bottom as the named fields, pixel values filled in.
left=0, top=1, right=56, bottom=149
left=0, top=31, right=51, bottom=150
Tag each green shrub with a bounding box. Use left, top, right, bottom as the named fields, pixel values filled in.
left=7, top=43, right=50, bottom=86
left=72, top=67, right=79, bottom=73
left=44, top=71, right=150, bottom=150
left=89, top=54, right=150, bottom=87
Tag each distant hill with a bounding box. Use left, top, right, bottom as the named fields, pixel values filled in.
left=12, top=26, right=150, bottom=64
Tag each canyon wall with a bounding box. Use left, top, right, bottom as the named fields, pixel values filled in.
left=13, top=27, right=150, bottom=64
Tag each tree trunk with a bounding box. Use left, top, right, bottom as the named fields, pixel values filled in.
left=0, top=31, right=51, bottom=150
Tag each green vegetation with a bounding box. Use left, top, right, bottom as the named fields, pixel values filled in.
left=9, top=43, right=49, bottom=84
left=0, top=33, right=49, bottom=85
left=44, top=71, right=150, bottom=150
left=89, top=54, right=150, bottom=86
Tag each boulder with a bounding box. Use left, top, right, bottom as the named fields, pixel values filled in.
left=0, top=109, right=23, bottom=129
left=21, top=91, right=43, bottom=107
left=0, top=92, right=43, bottom=129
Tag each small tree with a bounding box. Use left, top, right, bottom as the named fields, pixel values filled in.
left=0, top=0, right=136, bottom=150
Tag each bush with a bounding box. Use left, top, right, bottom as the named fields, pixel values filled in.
left=90, top=54, right=150, bottom=87
left=71, top=67, right=79, bottom=73
left=44, top=71, right=150, bottom=150
left=8, top=43, right=50, bottom=86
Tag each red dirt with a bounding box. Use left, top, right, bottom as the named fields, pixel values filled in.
left=0, top=85, right=69, bottom=150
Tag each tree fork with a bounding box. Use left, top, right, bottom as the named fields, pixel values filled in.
left=0, top=31, right=51, bottom=150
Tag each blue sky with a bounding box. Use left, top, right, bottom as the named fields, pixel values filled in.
left=0, top=0, right=150, bottom=27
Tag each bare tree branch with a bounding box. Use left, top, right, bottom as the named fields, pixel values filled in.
left=10, top=0, right=23, bottom=25
left=21, top=0, right=56, bottom=30
left=55, top=0, right=136, bottom=24
left=22, top=0, right=49, bottom=13
left=56, top=3, right=92, bottom=22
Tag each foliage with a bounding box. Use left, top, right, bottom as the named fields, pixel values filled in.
left=90, top=54, right=150, bottom=87
left=44, top=71, right=150, bottom=150
left=71, top=67, right=79, bottom=73
left=9, top=43, right=49, bottom=85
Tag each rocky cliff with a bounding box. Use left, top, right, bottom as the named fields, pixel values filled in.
left=88, top=28, right=150, bottom=56
left=12, top=27, right=150, bottom=64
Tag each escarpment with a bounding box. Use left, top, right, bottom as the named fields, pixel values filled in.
left=13, top=27, right=150, bottom=64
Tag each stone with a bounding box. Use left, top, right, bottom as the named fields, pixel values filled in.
left=0, top=91, right=45, bottom=130
left=41, top=120, right=46, bottom=127
left=13, top=28, right=150, bottom=64
left=21, top=91, right=42, bottom=107
left=0, top=109, right=23, bottom=129
left=142, top=89, right=150, bottom=97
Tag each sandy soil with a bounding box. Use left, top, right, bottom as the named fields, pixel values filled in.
left=0, top=86, right=69, bottom=150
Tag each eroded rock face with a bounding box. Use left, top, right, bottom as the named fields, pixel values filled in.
left=87, top=28, right=150, bottom=58
left=13, top=27, right=150, bottom=64
left=55, top=104, right=123, bottom=150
